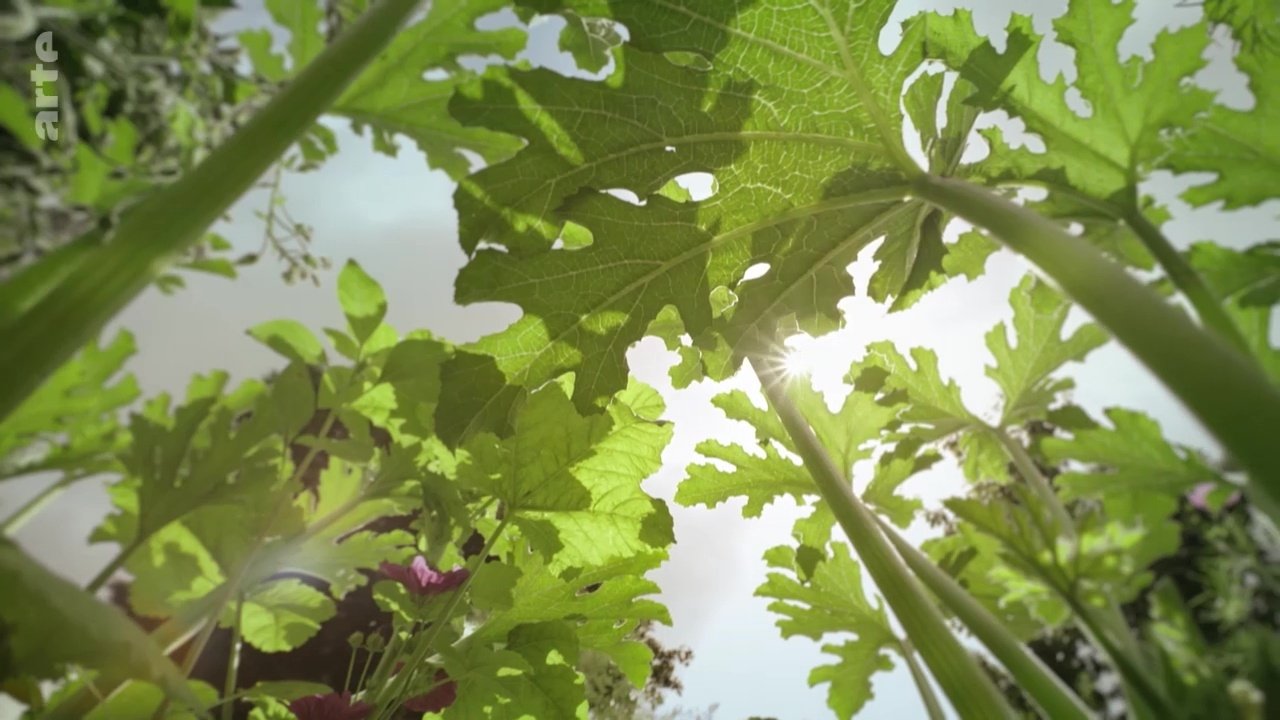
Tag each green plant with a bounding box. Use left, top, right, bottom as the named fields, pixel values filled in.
left=2, top=0, right=1277, bottom=718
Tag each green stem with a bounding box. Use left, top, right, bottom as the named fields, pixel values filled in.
left=85, top=537, right=141, bottom=593
left=913, top=174, right=1280, bottom=518
left=1123, top=208, right=1250, bottom=354
left=993, top=429, right=1152, bottom=707
left=151, top=611, right=222, bottom=720
left=1062, top=596, right=1168, bottom=719
left=357, top=647, right=378, bottom=695
left=0, top=0, right=425, bottom=423
left=751, top=357, right=1016, bottom=720
left=220, top=594, right=244, bottom=720
left=874, top=515, right=1096, bottom=720
left=344, top=648, right=360, bottom=694
left=0, top=473, right=85, bottom=535
left=992, top=428, right=1073, bottom=539
left=897, top=637, right=947, bottom=720
left=372, top=517, right=512, bottom=717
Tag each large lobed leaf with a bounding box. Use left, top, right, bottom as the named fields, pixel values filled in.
left=245, top=0, right=527, bottom=178
left=0, top=331, right=138, bottom=483
left=438, top=0, right=997, bottom=441
left=676, top=380, right=919, bottom=525
left=458, top=379, right=674, bottom=572
left=757, top=542, right=897, bottom=719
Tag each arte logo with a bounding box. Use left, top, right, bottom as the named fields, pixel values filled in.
left=31, top=31, right=58, bottom=141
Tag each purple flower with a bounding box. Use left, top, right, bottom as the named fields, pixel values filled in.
left=288, top=692, right=372, bottom=720
left=403, top=670, right=459, bottom=713
left=1187, top=482, right=1242, bottom=512
left=379, top=556, right=469, bottom=597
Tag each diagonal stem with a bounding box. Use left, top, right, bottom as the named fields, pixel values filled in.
left=750, top=353, right=1016, bottom=719
left=913, top=173, right=1280, bottom=519
left=874, top=514, right=1096, bottom=720
left=1123, top=207, right=1251, bottom=353
left=896, top=636, right=947, bottom=720
left=0, top=0, right=426, bottom=422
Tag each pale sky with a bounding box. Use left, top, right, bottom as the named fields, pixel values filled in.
left=2, top=2, right=1276, bottom=719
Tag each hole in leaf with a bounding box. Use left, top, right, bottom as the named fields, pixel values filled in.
left=551, top=221, right=593, bottom=250
left=670, top=171, right=717, bottom=201
left=741, top=262, right=771, bottom=282
left=604, top=188, right=644, bottom=205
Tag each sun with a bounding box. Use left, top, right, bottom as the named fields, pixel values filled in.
left=780, top=334, right=820, bottom=379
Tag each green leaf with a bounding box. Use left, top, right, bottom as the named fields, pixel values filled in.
left=274, top=456, right=415, bottom=599
left=864, top=443, right=936, bottom=528
left=230, top=578, right=337, bottom=653
left=452, top=621, right=588, bottom=719
left=242, top=680, right=333, bottom=702
left=1042, top=408, right=1221, bottom=500
left=378, top=336, right=449, bottom=440
left=85, top=680, right=217, bottom=720
left=337, top=259, right=387, bottom=345
left=757, top=543, right=896, bottom=719
left=123, top=375, right=277, bottom=540
left=0, top=84, right=40, bottom=152
left=239, top=28, right=288, bottom=82
left=0, top=331, right=138, bottom=482
left=318, top=0, right=527, bottom=178
left=860, top=341, right=1008, bottom=482
left=248, top=319, right=327, bottom=366
left=440, top=0, right=998, bottom=438
left=925, top=0, right=1212, bottom=211
left=0, top=541, right=200, bottom=710
left=1190, top=241, right=1280, bottom=308
left=986, top=275, right=1107, bottom=426
left=678, top=438, right=814, bottom=517
left=557, top=12, right=621, bottom=74
left=268, top=362, right=317, bottom=438
left=1167, top=25, right=1279, bottom=208
left=1187, top=242, right=1280, bottom=381
left=861, top=342, right=974, bottom=435
left=471, top=551, right=670, bottom=654
left=810, top=641, right=896, bottom=720
left=459, top=381, right=673, bottom=571
left=678, top=382, right=901, bottom=518
left=266, top=0, right=324, bottom=70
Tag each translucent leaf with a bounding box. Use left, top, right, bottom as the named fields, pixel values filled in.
left=439, top=0, right=989, bottom=438
left=986, top=275, right=1107, bottom=426
left=757, top=543, right=896, bottom=718
left=1042, top=408, right=1222, bottom=501
left=925, top=0, right=1213, bottom=213
left=0, top=330, right=138, bottom=482
left=459, top=381, right=673, bottom=571
left=229, top=578, right=337, bottom=653
left=336, top=260, right=387, bottom=345
left=248, top=319, right=327, bottom=366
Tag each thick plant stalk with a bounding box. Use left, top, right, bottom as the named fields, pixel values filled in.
left=751, top=358, right=1017, bottom=720
left=0, top=0, right=426, bottom=423
left=913, top=174, right=1280, bottom=517
left=875, top=515, right=1097, bottom=720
